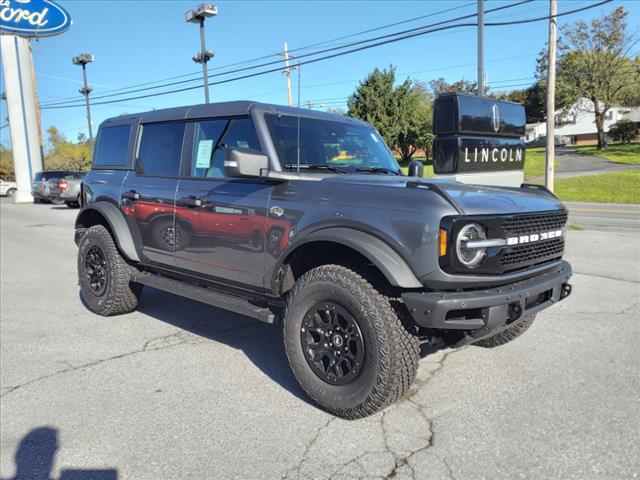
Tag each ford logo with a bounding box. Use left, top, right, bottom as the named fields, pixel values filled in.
left=0, top=0, right=72, bottom=37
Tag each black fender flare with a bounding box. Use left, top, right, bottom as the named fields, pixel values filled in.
left=75, top=202, right=141, bottom=262
left=274, top=227, right=423, bottom=290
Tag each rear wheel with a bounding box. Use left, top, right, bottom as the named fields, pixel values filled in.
left=78, top=225, right=142, bottom=316
left=283, top=265, right=420, bottom=419
left=474, top=314, right=536, bottom=348
left=6, top=188, right=16, bottom=199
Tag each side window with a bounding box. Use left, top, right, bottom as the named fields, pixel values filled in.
left=189, top=117, right=260, bottom=178
left=94, top=125, right=130, bottom=167
left=191, top=119, right=227, bottom=178
left=137, top=122, right=186, bottom=177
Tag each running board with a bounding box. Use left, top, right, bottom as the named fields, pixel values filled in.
left=131, top=272, right=276, bottom=324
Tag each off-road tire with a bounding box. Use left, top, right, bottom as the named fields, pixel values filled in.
left=78, top=225, right=142, bottom=316
left=283, top=265, right=420, bottom=419
left=474, top=314, right=536, bottom=348
left=151, top=218, right=191, bottom=251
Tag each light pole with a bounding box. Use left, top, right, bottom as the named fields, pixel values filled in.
left=186, top=3, right=217, bottom=103
left=72, top=53, right=95, bottom=142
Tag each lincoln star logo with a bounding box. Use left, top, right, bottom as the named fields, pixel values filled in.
left=491, top=104, right=500, bottom=133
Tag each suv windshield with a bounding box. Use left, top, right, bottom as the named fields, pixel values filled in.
left=265, top=114, right=401, bottom=174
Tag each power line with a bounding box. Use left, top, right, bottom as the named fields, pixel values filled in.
left=41, top=0, right=611, bottom=111
left=40, top=3, right=479, bottom=106
left=42, top=0, right=531, bottom=108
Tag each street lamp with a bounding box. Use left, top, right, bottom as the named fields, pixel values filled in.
left=186, top=3, right=217, bottom=104
left=72, top=53, right=95, bottom=142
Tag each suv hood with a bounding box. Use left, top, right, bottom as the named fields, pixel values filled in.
left=320, top=174, right=565, bottom=215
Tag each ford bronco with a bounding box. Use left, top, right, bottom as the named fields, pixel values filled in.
left=75, top=96, right=572, bottom=419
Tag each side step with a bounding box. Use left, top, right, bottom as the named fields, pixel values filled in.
left=131, top=272, right=276, bottom=324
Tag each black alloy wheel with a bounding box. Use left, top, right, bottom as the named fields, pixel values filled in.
left=85, top=246, right=108, bottom=296
left=300, top=302, right=365, bottom=385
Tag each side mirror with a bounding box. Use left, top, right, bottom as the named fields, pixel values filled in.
left=224, top=148, right=269, bottom=178
left=407, top=159, right=424, bottom=178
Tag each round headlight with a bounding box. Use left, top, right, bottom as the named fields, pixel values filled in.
left=456, top=223, right=487, bottom=268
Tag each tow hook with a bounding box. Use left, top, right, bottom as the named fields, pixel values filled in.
left=508, top=303, right=523, bottom=322
left=560, top=283, right=572, bottom=300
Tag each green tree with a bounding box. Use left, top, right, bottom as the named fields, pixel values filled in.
left=608, top=120, right=639, bottom=144
left=0, top=144, right=15, bottom=180
left=429, top=78, right=479, bottom=96
left=501, top=82, right=547, bottom=123
left=541, top=7, right=640, bottom=149
left=347, top=66, right=406, bottom=148
left=44, top=126, right=92, bottom=171
left=396, top=82, right=434, bottom=162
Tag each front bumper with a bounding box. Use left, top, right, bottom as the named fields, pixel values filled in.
left=402, top=261, right=572, bottom=346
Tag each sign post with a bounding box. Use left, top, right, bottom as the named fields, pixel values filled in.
left=0, top=0, right=72, bottom=203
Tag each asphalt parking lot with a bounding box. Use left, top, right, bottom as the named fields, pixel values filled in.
left=1, top=199, right=639, bottom=480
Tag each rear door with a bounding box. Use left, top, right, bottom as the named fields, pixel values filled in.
left=173, top=117, right=273, bottom=290
left=121, top=121, right=187, bottom=267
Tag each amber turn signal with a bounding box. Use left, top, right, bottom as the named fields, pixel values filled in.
left=439, top=228, right=448, bottom=257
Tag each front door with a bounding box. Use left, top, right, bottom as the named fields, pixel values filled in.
left=121, top=121, right=186, bottom=267
left=174, top=117, right=272, bottom=290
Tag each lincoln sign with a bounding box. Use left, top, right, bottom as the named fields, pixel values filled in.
left=0, top=0, right=72, bottom=37
left=432, top=93, right=526, bottom=175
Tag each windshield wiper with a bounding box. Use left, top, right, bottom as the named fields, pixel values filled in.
left=355, top=167, right=401, bottom=175
left=284, top=164, right=349, bottom=174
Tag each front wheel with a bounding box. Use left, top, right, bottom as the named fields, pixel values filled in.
left=6, top=188, right=16, bottom=199
left=283, top=265, right=420, bottom=419
left=77, top=225, right=142, bottom=316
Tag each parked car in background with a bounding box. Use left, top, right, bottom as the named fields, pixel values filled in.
left=48, top=172, right=86, bottom=208
left=31, top=171, right=83, bottom=204
left=0, top=179, right=17, bottom=199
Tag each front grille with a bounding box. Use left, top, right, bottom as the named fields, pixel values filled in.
left=499, top=237, right=564, bottom=269
left=498, top=211, right=568, bottom=272
left=503, top=211, right=568, bottom=236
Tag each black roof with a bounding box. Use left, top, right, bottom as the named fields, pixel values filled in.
left=102, top=101, right=368, bottom=127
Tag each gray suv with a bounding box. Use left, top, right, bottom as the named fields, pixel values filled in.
left=74, top=99, right=572, bottom=419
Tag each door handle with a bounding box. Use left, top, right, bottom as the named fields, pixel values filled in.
left=122, top=190, right=140, bottom=200
left=177, top=197, right=202, bottom=207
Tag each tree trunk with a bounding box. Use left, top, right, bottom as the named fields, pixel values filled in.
left=594, top=113, right=608, bottom=150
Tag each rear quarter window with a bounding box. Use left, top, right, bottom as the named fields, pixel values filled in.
left=94, top=124, right=131, bottom=167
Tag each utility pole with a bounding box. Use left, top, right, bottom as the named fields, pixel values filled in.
left=73, top=53, right=95, bottom=143
left=186, top=4, right=217, bottom=103
left=545, top=0, right=557, bottom=191
left=283, top=42, right=293, bottom=107
left=477, top=0, right=484, bottom=96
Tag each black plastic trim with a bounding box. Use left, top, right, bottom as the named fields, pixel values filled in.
left=75, top=202, right=140, bottom=262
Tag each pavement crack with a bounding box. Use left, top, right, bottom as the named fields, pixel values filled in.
left=282, top=417, right=336, bottom=480
left=1, top=321, right=261, bottom=399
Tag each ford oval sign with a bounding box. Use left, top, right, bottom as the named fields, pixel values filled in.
left=0, top=0, right=72, bottom=37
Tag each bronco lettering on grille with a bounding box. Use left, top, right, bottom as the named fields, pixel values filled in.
left=506, top=229, right=563, bottom=246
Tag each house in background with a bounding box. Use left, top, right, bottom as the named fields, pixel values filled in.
left=525, top=98, right=640, bottom=145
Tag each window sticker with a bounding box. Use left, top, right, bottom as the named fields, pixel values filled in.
left=236, top=140, right=249, bottom=149
left=195, top=139, right=214, bottom=168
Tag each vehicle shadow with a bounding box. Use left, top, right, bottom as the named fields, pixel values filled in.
left=134, top=287, right=312, bottom=405
left=1, top=426, right=117, bottom=480
left=134, top=288, right=440, bottom=404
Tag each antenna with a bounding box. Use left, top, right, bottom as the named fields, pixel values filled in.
left=296, top=63, right=301, bottom=174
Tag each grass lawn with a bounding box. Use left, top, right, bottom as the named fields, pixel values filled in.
left=572, top=142, right=640, bottom=165
left=554, top=170, right=640, bottom=204
left=524, top=148, right=559, bottom=180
